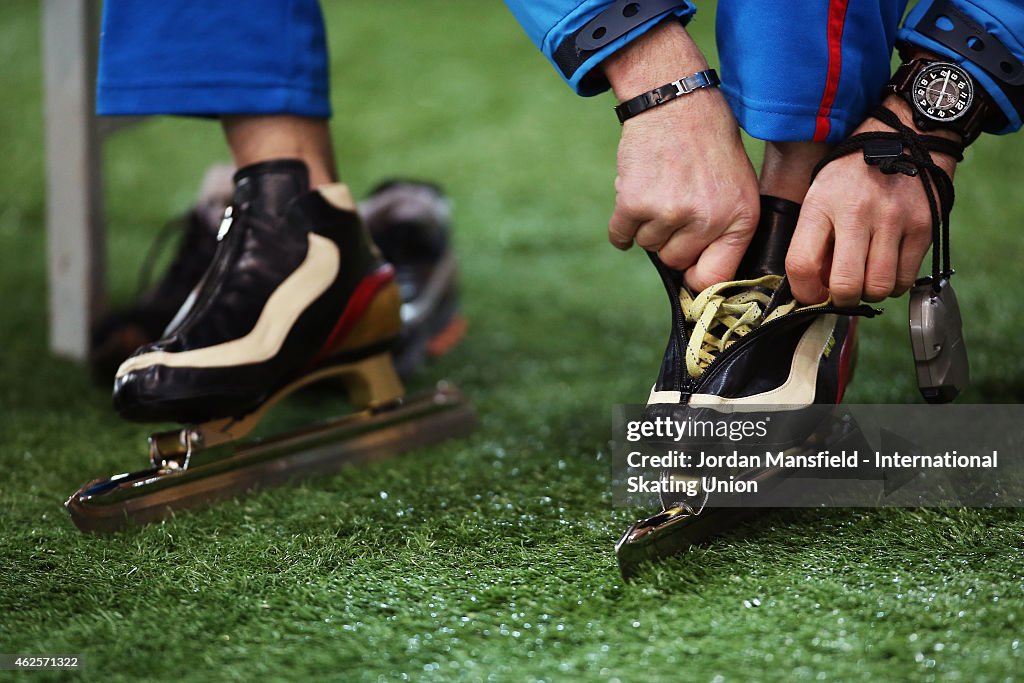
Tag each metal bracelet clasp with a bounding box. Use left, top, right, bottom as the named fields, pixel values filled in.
left=671, top=78, right=692, bottom=96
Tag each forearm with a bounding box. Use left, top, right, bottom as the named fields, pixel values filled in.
left=602, top=21, right=709, bottom=100
left=598, top=20, right=759, bottom=289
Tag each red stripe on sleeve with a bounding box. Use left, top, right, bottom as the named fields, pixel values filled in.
left=813, top=0, right=851, bottom=142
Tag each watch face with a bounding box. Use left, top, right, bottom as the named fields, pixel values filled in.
left=912, top=62, right=974, bottom=123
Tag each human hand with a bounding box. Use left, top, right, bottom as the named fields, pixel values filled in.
left=603, top=22, right=760, bottom=292
left=786, top=97, right=959, bottom=306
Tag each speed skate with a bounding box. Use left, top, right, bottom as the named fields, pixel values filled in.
left=614, top=196, right=879, bottom=578
left=67, top=159, right=474, bottom=532
left=66, top=373, right=475, bottom=534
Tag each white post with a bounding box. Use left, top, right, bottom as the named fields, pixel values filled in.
left=41, top=0, right=105, bottom=360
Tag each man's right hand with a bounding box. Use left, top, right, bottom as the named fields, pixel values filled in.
left=603, top=21, right=760, bottom=292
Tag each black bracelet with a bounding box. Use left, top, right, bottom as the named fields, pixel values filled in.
left=614, top=68, right=720, bottom=124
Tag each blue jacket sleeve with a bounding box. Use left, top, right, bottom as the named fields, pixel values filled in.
left=900, top=0, right=1024, bottom=134
left=503, top=0, right=697, bottom=96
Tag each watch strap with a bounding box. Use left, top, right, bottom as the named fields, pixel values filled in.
left=884, top=59, right=927, bottom=97
left=614, top=69, right=720, bottom=124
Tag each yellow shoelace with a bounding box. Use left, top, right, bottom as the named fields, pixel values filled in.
left=681, top=274, right=814, bottom=378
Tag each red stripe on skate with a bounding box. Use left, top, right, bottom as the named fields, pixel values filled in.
left=426, top=314, right=467, bottom=358
left=812, top=0, right=850, bottom=142
left=836, top=317, right=859, bottom=403
left=312, top=264, right=395, bottom=364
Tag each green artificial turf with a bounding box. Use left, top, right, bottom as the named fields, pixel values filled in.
left=2, top=1, right=1024, bottom=681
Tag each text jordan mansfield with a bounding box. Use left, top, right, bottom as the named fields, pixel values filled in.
left=625, top=449, right=999, bottom=495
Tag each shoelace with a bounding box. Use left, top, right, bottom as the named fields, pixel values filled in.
left=680, top=274, right=826, bottom=378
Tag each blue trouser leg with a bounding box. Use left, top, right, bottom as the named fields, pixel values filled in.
left=97, top=0, right=332, bottom=118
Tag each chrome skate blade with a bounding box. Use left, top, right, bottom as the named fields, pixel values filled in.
left=615, top=406, right=873, bottom=579
left=66, top=383, right=476, bottom=533
left=615, top=467, right=786, bottom=581
left=615, top=506, right=766, bottom=581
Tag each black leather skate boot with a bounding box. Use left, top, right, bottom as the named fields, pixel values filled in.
left=360, top=180, right=466, bottom=378
left=645, top=196, right=875, bottom=411
left=616, top=196, right=881, bottom=578
left=113, top=159, right=404, bottom=424
left=94, top=169, right=461, bottom=383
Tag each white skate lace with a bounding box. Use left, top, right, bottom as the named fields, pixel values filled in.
left=680, top=274, right=828, bottom=378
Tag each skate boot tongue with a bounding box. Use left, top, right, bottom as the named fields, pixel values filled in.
left=232, top=159, right=311, bottom=218
left=735, top=195, right=800, bottom=280
left=732, top=194, right=801, bottom=318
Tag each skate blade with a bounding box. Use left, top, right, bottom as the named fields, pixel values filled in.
left=615, top=467, right=786, bottom=581
left=616, top=405, right=872, bottom=579
left=66, top=382, right=475, bottom=533
left=615, top=505, right=767, bottom=581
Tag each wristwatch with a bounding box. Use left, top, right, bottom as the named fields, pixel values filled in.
left=884, top=59, right=991, bottom=144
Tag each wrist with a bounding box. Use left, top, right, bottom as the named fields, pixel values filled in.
left=860, top=97, right=960, bottom=176
left=602, top=21, right=709, bottom=102
left=877, top=95, right=963, bottom=144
